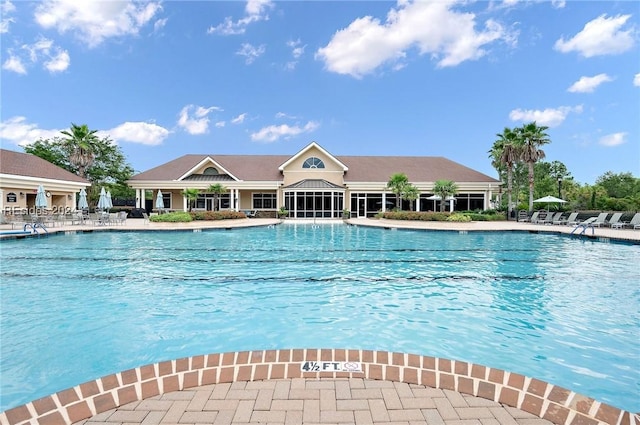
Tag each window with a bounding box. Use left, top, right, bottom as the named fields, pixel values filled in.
left=252, top=193, right=276, bottom=209
left=162, top=193, right=171, bottom=209
left=203, top=167, right=219, bottom=175
left=302, top=157, right=325, bottom=169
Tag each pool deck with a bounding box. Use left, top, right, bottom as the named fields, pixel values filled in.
left=1, top=218, right=638, bottom=425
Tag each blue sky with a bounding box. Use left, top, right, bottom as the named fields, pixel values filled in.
left=1, top=0, right=638, bottom=185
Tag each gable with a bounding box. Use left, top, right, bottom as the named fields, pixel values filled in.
left=279, top=142, right=348, bottom=173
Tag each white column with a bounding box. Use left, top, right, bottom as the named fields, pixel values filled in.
left=382, top=192, right=387, bottom=212
left=183, top=191, right=188, bottom=212
left=449, top=198, right=454, bottom=212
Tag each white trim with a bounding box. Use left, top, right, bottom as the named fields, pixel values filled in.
left=278, top=142, right=349, bottom=172
left=177, top=156, right=241, bottom=182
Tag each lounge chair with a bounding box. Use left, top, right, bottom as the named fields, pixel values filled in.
left=555, top=212, right=577, bottom=225
left=613, top=212, right=640, bottom=229
left=521, top=211, right=539, bottom=223
left=591, top=212, right=609, bottom=228
left=241, top=209, right=257, bottom=218
left=605, top=212, right=623, bottom=228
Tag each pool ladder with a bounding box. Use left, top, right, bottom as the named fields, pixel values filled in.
left=23, top=222, right=49, bottom=237
left=570, top=223, right=594, bottom=236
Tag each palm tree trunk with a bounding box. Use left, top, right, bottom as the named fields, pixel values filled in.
left=507, top=166, right=513, bottom=219
left=528, top=161, right=535, bottom=212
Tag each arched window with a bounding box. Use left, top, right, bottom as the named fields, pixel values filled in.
left=203, top=167, right=219, bottom=175
left=302, top=157, right=325, bottom=169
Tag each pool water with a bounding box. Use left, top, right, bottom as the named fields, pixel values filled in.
left=0, top=224, right=638, bottom=412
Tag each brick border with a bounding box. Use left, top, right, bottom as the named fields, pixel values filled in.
left=0, top=349, right=637, bottom=425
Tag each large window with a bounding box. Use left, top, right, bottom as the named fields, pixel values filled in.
left=252, top=193, right=276, bottom=209
left=302, top=157, right=325, bottom=169
left=284, top=191, right=343, bottom=218
left=196, top=193, right=230, bottom=210
left=162, top=193, right=171, bottom=209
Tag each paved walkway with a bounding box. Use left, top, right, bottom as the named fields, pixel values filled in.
left=77, top=378, right=553, bottom=425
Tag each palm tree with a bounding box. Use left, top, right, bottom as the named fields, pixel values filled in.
left=207, top=183, right=227, bottom=211
left=387, top=173, right=409, bottom=210
left=433, top=179, right=458, bottom=212
left=60, top=123, right=98, bottom=179
left=489, top=127, right=521, bottom=219
left=403, top=184, right=420, bottom=211
left=182, top=188, right=200, bottom=212
left=518, top=122, right=550, bottom=212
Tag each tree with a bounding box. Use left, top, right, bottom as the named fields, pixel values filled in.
left=403, top=184, right=420, bottom=211
left=24, top=124, right=134, bottom=204
left=60, top=123, right=98, bottom=179
left=207, top=183, right=227, bottom=211
left=596, top=172, right=640, bottom=199
left=182, top=188, right=200, bottom=212
left=518, top=122, right=550, bottom=212
left=387, top=173, right=409, bottom=210
left=489, top=127, right=521, bottom=219
left=433, top=179, right=458, bottom=212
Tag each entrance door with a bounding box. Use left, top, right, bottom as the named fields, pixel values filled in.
left=358, top=198, right=366, bottom=218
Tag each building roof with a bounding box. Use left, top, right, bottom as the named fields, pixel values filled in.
left=130, top=153, right=498, bottom=183
left=0, top=149, right=89, bottom=184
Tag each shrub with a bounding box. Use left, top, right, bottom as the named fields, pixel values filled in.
left=447, top=213, right=472, bottom=222
left=377, top=211, right=450, bottom=221
left=149, top=212, right=193, bottom=222
left=191, top=211, right=246, bottom=220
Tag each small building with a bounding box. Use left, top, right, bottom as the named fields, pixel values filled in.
left=0, top=149, right=91, bottom=214
left=128, top=142, right=501, bottom=218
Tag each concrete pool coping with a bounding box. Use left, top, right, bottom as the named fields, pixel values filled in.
left=1, top=218, right=638, bottom=424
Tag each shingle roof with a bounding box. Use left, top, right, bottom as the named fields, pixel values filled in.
left=131, top=153, right=498, bottom=184
left=0, top=149, right=89, bottom=183
left=283, top=179, right=344, bottom=189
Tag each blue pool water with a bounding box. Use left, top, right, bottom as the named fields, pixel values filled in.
left=1, top=223, right=639, bottom=412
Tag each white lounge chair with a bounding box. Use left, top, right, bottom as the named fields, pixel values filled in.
left=521, top=211, right=539, bottom=223
left=614, top=212, right=640, bottom=229
left=591, top=212, right=609, bottom=228
left=605, top=212, right=623, bottom=228
left=555, top=212, right=577, bottom=225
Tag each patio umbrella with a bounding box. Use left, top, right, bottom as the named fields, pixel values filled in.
left=156, top=190, right=165, bottom=211
left=77, top=188, right=89, bottom=210
left=35, top=184, right=48, bottom=209
left=97, top=187, right=109, bottom=211
left=106, top=191, right=113, bottom=209
left=533, top=195, right=566, bottom=211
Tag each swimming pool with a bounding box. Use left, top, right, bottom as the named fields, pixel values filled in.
left=0, top=223, right=638, bottom=412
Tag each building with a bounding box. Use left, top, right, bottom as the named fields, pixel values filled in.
left=0, top=149, right=91, bottom=213
left=128, top=142, right=501, bottom=218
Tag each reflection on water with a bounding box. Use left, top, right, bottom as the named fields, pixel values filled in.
left=1, top=224, right=639, bottom=412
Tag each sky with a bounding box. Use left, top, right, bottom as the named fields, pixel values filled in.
left=1, top=0, right=638, bottom=185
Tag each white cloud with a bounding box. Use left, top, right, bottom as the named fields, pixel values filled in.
left=43, top=48, right=70, bottom=72
left=1, top=0, right=16, bottom=33
left=285, top=38, right=306, bottom=70
left=554, top=14, right=635, bottom=57
left=208, top=0, right=273, bottom=35
left=231, top=113, right=247, bottom=124
left=599, top=132, right=627, bottom=147
left=215, top=121, right=225, bottom=128
left=34, top=0, right=163, bottom=48
left=2, top=54, right=26, bottom=74
left=634, top=73, right=640, bottom=87
left=108, top=122, right=169, bottom=146
left=315, top=0, right=515, bottom=78
left=551, top=0, right=566, bottom=9
left=2, top=37, right=70, bottom=74
left=236, top=43, right=265, bottom=64
left=0, top=116, right=61, bottom=146
left=567, top=73, right=613, bottom=93
left=509, top=105, right=583, bottom=127
left=251, top=121, right=319, bottom=143
left=177, top=105, right=223, bottom=135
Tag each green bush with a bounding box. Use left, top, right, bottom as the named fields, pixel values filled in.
left=377, top=210, right=506, bottom=222
left=447, top=213, right=472, bottom=222
left=191, top=211, right=246, bottom=220
left=149, top=212, right=193, bottom=222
